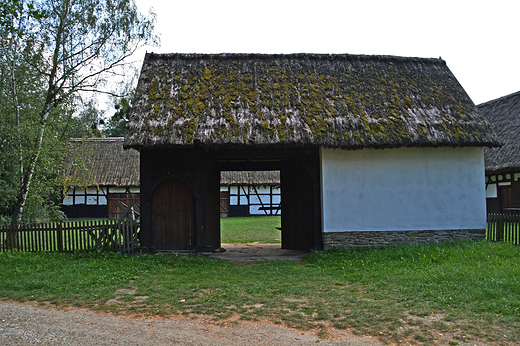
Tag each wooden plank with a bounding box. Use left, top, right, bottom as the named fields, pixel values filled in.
left=220, top=191, right=230, bottom=218
left=28, top=226, right=32, bottom=251
left=152, top=179, right=196, bottom=250
left=57, top=222, right=63, bottom=252
left=48, top=223, right=53, bottom=251
left=281, top=157, right=315, bottom=251
left=37, top=224, right=42, bottom=252
left=70, top=221, right=76, bottom=251
left=203, top=166, right=220, bottom=251
left=497, top=215, right=504, bottom=242
left=41, top=224, right=46, bottom=251
left=108, top=193, right=140, bottom=219
left=21, top=227, right=26, bottom=251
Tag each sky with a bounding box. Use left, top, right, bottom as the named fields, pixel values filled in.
left=132, top=0, right=520, bottom=105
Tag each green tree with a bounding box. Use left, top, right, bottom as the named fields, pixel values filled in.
left=1, top=0, right=156, bottom=232
left=0, top=20, right=63, bottom=227
left=0, top=0, right=47, bottom=36
left=105, top=95, right=133, bottom=137
left=68, top=98, right=106, bottom=138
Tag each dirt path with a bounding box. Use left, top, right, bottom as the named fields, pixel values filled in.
left=0, top=301, right=386, bottom=346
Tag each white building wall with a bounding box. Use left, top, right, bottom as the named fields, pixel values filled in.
left=320, top=147, right=486, bottom=233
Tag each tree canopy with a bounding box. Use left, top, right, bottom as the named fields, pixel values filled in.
left=0, top=0, right=156, bottom=228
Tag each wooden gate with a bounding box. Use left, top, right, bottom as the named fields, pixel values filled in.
left=220, top=191, right=230, bottom=217
left=152, top=179, right=196, bottom=251
left=108, top=193, right=140, bottom=219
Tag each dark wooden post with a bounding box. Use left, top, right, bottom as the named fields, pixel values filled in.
left=496, top=214, right=504, bottom=242
left=194, top=192, right=208, bottom=251
left=57, top=222, right=63, bottom=252
left=194, top=154, right=218, bottom=252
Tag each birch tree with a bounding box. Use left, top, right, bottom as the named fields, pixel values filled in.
left=2, top=0, right=156, bottom=229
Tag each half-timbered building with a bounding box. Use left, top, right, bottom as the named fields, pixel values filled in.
left=60, top=138, right=280, bottom=219
left=124, top=53, right=499, bottom=252
left=220, top=171, right=280, bottom=217
left=60, top=138, right=140, bottom=219
left=478, top=91, right=520, bottom=214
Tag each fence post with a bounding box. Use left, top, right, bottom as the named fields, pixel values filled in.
left=122, top=220, right=128, bottom=254
left=57, top=222, right=63, bottom=252
left=516, top=216, right=520, bottom=245
left=496, top=215, right=504, bottom=242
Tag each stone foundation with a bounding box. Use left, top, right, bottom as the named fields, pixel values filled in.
left=322, top=229, right=486, bottom=250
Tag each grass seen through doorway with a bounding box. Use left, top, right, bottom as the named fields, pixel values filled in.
left=220, top=216, right=281, bottom=244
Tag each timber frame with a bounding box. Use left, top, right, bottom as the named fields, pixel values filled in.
left=140, top=147, right=321, bottom=252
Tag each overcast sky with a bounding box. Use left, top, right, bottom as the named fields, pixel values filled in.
left=133, top=0, right=519, bottom=105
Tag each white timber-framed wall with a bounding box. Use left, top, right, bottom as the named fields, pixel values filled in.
left=62, top=186, right=140, bottom=219
left=319, top=146, right=487, bottom=248
left=64, top=183, right=282, bottom=219
left=219, top=184, right=281, bottom=217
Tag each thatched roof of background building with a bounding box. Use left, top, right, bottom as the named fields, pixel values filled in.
left=60, top=138, right=280, bottom=187
left=60, top=138, right=140, bottom=187
left=479, top=91, right=520, bottom=173
left=220, top=171, right=280, bottom=186
left=125, top=53, right=499, bottom=150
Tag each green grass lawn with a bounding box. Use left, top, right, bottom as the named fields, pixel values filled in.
left=220, top=216, right=281, bottom=243
left=0, top=239, right=519, bottom=344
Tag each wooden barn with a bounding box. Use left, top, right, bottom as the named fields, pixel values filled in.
left=60, top=138, right=140, bottom=219
left=478, top=91, right=520, bottom=214
left=124, top=53, right=499, bottom=252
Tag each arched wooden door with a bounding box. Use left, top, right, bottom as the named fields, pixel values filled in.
left=152, top=179, right=196, bottom=251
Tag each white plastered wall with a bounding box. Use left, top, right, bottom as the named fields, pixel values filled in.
left=320, top=146, right=486, bottom=233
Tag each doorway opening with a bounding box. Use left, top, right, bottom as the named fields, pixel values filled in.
left=219, top=170, right=282, bottom=253
left=216, top=155, right=318, bottom=253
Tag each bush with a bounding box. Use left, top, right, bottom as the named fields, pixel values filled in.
left=21, top=200, right=67, bottom=225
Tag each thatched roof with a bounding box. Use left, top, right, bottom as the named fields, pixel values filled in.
left=220, top=171, right=280, bottom=186
left=60, top=138, right=140, bottom=187
left=479, top=91, right=520, bottom=173
left=124, top=53, right=499, bottom=150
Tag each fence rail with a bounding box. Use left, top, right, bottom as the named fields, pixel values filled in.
left=487, top=213, right=520, bottom=245
left=0, top=219, right=140, bottom=254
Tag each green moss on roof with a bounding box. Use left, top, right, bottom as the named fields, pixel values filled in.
left=125, top=53, right=499, bottom=150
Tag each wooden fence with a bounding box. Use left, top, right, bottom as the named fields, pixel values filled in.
left=0, top=219, right=140, bottom=254
left=487, top=213, right=520, bottom=245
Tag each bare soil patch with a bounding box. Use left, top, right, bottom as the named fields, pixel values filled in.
left=0, top=301, right=386, bottom=345
left=208, top=243, right=307, bottom=263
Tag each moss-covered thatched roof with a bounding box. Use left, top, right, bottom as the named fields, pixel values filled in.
left=479, top=91, right=520, bottom=173
left=124, top=53, right=499, bottom=150
left=60, top=138, right=140, bottom=187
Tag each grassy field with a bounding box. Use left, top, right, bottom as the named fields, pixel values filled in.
left=220, top=216, right=281, bottom=243
left=0, top=217, right=519, bottom=345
